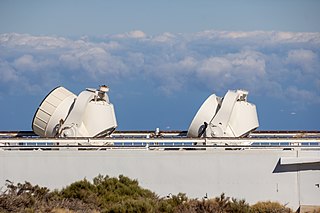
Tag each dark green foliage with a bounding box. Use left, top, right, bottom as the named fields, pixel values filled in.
left=61, top=178, right=98, bottom=204
left=106, top=198, right=155, bottom=213
left=59, top=174, right=158, bottom=212
left=0, top=175, right=295, bottom=213
left=229, top=198, right=251, bottom=213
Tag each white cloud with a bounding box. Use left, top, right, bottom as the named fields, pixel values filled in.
left=0, top=31, right=319, bottom=104
left=14, top=54, right=35, bottom=69
left=0, top=59, right=42, bottom=94
left=0, top=60, right=19, bottom=82
left=285, top=86, right=320, bottom=104
left=192, top=31, right=320, bottom=45
left=272, top=32, right=320, bottom=44
left=286, top=49, right=318, bottom=72
left=178, top=56, right=197, bottom=69
left=196, top=50, right=266, bottom=91
left=152, top=32, right=176, bottom=43
left=128, top=30, right=147, bottom=39
left=113, top=30, right=146, bottom=39
left=59, top=47, right=128, bottom=79
left=0, top=33, right=71, bottom=50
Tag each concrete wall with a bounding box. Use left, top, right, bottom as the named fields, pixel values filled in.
left=1, top=148, right=319, bottom=210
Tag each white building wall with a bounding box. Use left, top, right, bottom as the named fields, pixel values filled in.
left=1, top=148, right=319, bottom=210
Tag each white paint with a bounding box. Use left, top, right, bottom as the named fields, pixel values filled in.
left=1, top=148, right=319, bottom=210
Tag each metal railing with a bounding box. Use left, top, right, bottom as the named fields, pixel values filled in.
left=1, top=130, right=319, bottom=151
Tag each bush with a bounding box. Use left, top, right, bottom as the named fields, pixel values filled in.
left=251, top=201, right=292, bottom=213
left=0, top=176, right=295, bottom=213
left=174, top=193, right=251, bottom=213
left=61, top=178, right=98, bottom=204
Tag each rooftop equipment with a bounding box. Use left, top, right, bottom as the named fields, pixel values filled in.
left=187, top=90, right=259, bottom=137
left=32, top=86, right=257, bottom=139
left=32, top=85, right=117, bottom=138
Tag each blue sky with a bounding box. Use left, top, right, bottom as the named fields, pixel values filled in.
left=0, top=0, right=319, bottom=131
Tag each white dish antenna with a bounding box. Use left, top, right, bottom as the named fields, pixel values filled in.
left=32, top=86, right=117, bottom=138
left=187, top=90, right=259, bottom=138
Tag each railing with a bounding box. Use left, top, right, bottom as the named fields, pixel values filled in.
left=0, top=130, right=319, bottom=151
left=1, top=130, right=320, bottom=138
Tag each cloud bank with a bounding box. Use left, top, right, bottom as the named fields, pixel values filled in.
left=0, top=31, right=319, bottom=104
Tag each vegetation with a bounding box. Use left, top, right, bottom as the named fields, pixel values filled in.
left=0, top=175, right=300, bottom=212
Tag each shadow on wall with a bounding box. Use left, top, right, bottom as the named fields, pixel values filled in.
left=273, top=160, right=320, bottom=173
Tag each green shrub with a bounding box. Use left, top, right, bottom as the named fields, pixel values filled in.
left=229, top=198, right=250, bottom=213
left=0, top=176, right=296, bottom=213
left=105, top=198, right=155, bottom=213
left=61, top=178, right=98, bottom=204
